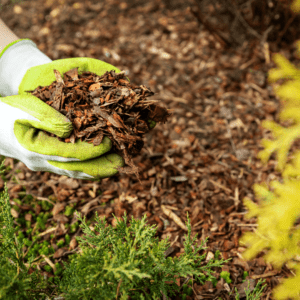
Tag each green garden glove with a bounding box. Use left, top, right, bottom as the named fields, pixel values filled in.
left=0, top=39, right=125, bottom=180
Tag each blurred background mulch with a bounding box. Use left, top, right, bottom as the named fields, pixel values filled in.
left=1, top=0, right=300, bottom=298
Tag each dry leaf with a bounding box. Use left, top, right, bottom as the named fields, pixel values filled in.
left=161, top=204, right=188, bottom=231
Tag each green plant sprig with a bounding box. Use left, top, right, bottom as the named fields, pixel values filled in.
left=0, top=157, right=268, bottom=299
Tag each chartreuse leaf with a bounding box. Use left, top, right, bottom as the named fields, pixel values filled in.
left=258, top=120, right=300, bottom=171
left=241, top=40, right=300, bottom=300
left=268, top=53, right=300, bottom=82
left=242, top=197, right=260, bottom=219
left=253, top=182, right=275, bottom=204
left=273, top=264, right=300, bottom=300
left=283, top=150, right=300, bottom=178
left=240, top=179, right=300, bottom=261
left=280, top=106, right=300, bottom=123
left=275, top=81, right=300, bottom=103
left=291, top=0, right=300, bottom=12
left=240, top=179, right=300, bottom=299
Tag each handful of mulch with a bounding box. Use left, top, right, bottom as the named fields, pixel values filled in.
left=25, top=68, right=171, bottom=180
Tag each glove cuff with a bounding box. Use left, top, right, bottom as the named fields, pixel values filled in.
left=0, top=39, right=52, bottom=97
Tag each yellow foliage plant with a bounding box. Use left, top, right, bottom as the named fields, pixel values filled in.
left=239, top=1, right=300, bottom=299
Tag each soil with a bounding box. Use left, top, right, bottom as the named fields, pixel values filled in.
left=1, top=0, right=300, bottom=299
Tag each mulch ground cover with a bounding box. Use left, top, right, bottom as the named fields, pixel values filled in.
left=1, top=0, right=300, bottom=299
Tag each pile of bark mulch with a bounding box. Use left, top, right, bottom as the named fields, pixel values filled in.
left=25, top=67, right=171, bottom=181
left=1, top=0, right=300, bottom=299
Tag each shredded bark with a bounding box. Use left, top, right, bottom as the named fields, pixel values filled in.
left=25, top=68, right=171, bottom=181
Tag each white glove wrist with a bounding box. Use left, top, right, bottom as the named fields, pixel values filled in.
left=0, top=39, right=52, bottom=97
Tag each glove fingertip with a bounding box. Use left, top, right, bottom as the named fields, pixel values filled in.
left=106, top=153, right=125, bottom=168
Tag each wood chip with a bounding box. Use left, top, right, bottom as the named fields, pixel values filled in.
left=25, top=68, right=171, bottom=181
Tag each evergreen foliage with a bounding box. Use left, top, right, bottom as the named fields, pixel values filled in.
left=0, top=154, right=232, bottom=299
left=58, top=211, right=228, bottom=300
left=239, top=1, right=300, bottom=299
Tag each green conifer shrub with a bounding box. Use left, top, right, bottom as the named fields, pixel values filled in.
left=239, top=1, right=300, bottom=299
left=0, top=154, right=232, bottom=299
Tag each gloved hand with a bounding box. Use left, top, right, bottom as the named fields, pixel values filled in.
left=0, top=39, right=124, bottom=180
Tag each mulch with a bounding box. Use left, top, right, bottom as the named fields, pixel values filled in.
left=25, top=67, right=171, bottom=181
left=1, top=0, right=300, bottom=299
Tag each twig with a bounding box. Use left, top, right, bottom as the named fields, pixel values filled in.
left=225, top=119, right=236, bottom=154
left=276, top=14, right=296, bottom=44
left=178, top=102, right=203, bottom=117
left=116, top=279, right=122, bottom=299
left=261, top=25, right=274, bottom=44
left=261, top=25, right=273, bottom=64
left=189, top=1, right=230, bottom=47
left=23, top=235, right=39, bottom=260
left=239, top=57, right=257, bottom=70
left=27, top=195, right=56, bottom=206
left=231, top=0, right=261, bottom=39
